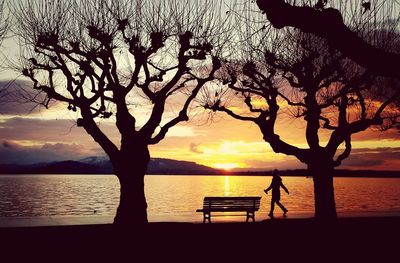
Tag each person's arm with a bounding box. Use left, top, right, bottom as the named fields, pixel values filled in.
left=281, top=182, right=289, bottom=194
left=265, top=182, right=273, bottom=193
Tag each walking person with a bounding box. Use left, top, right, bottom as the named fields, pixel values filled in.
left=264, top=169, right=289, bottom=218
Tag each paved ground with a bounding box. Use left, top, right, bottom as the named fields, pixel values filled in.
left=0, top=216, right=399, bottom=262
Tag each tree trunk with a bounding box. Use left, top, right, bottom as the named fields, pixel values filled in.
left=309, top=162, right=337, bottom=220
left=113, top=146, right=150, bottom=226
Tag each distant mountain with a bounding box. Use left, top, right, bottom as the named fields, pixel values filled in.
left=2, top=158, right=399, bottom=177
left=147, top=158, right=218, bottom=174
left=233, top=169, right=400, bottom=178
left=0, top=157, right=220, bottom=175
left=79, top=156, right=110, bottom=166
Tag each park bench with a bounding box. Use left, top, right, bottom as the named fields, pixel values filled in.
left=196, top=196, right=262, bottom=223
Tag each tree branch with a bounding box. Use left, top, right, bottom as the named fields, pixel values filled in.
left=374, top=92, right=400, bottom=119
left=207, top=104, right=258, bottom=122
left=79, top=106, right=120, bottom=161
left=319, top=116, right=337, bottom=130
left=256, top=0, right=400, bottom=79
left=333, top=135, right=351, bottom=167
left=277, top=91, right=305, bottom=107
left=150, top=57, right=222, bottom=144
left=356, top=90, right=366, bottom=120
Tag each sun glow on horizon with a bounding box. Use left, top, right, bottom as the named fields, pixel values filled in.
left=213, top=163, right=239, bottom=171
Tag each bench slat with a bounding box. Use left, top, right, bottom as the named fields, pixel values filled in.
left=204, top=196, right=261, bottom=200
left=197, top=196, right=262, bottom=223
left=200, top=208, right=258, bottom=212
left=200, top=196, right=261, bottom=211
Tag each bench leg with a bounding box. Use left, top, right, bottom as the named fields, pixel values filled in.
left=203, top=212, right=211, bottom=223
left=246, top=211, right=255, bottom=223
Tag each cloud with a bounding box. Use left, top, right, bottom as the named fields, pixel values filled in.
left=351, top=128, right=400, bottom=142
left=0, top=140, right=100, bottom=164
left=2, top=140, right=13, bottom=149
left=342, top=156, right=384, bottom=167
left=189, top=142, right=203, bottom=154
left=350, top=147, right=400, bottom=155
left=239, top=155, right=306, bottom=171
left=0, top=117, right=120, bottom=145
left=234, top=147, right=400, bottom=171
left=340, top=147, right=400, bottom=169
left=0, top=80, right=52, bottom=115
left=166, top=126, right=197, bottom=138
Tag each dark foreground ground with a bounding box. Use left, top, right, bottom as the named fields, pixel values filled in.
left=1, top=217, right=399, bottom=262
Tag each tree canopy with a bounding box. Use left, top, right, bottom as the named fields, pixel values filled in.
left=256, top=0, right=400, bottom=79
left=13, top=0, right=232, bottom=224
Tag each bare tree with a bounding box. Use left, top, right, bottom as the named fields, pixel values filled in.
left=203, top=19, right=400, bottom=219
left=0, top=0, right=7, bottom=42
left=255, top=0, right=400, bottom=79
left=0, top=0, right=11, bottom=100
left=13, top=0, right=231, bottom=225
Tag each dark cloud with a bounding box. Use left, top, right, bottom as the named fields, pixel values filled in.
left=238, top=147, right=400, bottom=170
left=238, top=147, right=400, bottom=171
left=0, top=117, right=117, bottom=164
left=342, top=156, right=384, bottom=167
left=0, top=80, right=52, bottom=115
left=0, top=117, right=119, bottom=145
left=241, top=156, right=306, bottom=170
left=2, top=140, right=13, bottom=149
left=0, top=140, right=100, bottom=165
left=350, top=147, right=400, bottom=155
left=340, top=147, right=400, bottom=169
left=189, top=142, right=203, bottom=154
left=351, top=128, right=400, bottom=142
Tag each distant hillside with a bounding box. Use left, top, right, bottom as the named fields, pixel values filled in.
left=233, top=169, right=400, bottom=178
left=0, top=157, right=220, bottom=175
left=147, top=158, right=218, bottom=174
left=1, top=159, right=400, bottom=177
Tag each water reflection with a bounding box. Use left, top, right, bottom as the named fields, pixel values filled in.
left=224, top=176, right=230, bottom=196
left=0, top=175, right=399, bottom=220
left=0, top=175, right=120, bottom=217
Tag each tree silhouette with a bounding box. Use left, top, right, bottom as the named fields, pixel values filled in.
left=0, top=0, right=11, bottom=104
left=13, top=0, right=230, bottom=225
left=203, top=24, right=400, bottom=219
left=0, top=0, right=8, bottom=68
left=255, top=0, right=400, bottom=79
left=0, top=0, right=7, bottom=44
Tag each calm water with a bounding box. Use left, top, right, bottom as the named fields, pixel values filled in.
left=0, top=175, right=400, bottom=222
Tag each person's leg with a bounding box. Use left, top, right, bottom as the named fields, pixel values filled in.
left=268, top=200, right=275, bottom=217
left=276, top=201, right=288, bottom=215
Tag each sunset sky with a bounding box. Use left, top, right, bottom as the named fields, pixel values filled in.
left=1, top=1, right=400, bottom=172
left=2, top=80, right=400, bottom=171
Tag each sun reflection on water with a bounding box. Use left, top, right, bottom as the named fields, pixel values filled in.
left=224, top=176, right=230, bottom=196
left=0, top=175, right=399, bottom=221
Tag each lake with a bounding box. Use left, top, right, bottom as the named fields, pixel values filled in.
left=0, top=174, right=400, bottom=224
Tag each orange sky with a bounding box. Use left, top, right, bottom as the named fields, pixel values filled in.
left=1, top=100, right=400, bottom=171
left=1, top=5, right=400, bottom=171
left=1, top=63, right=399, bottom=171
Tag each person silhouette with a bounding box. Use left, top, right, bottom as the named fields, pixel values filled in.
left=264, top=169, right=289, bottom=218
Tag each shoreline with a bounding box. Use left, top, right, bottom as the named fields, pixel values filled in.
left=2, top=210, right=400, bottom=228
left=2, top=169, right=400, bottom=178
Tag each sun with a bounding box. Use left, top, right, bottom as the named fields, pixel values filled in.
left=214, top=163, right=238, bottom=171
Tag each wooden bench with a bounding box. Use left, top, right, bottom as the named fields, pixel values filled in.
left=196, top=196, right=262, bottom=223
